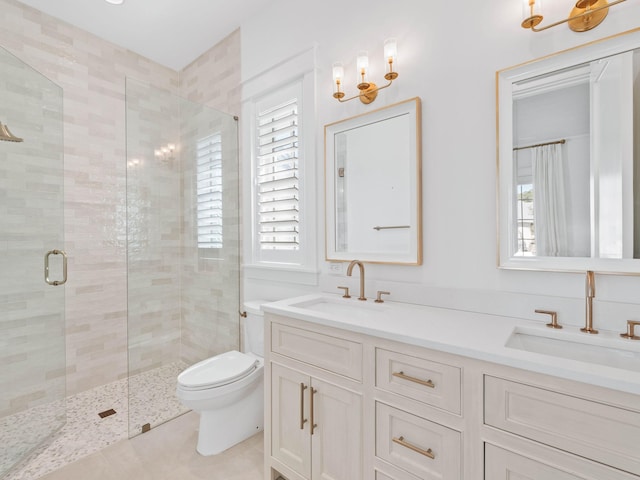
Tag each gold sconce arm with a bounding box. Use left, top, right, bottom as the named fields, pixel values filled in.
left=333, top=79, right=395, bottom=104
left=523, top=0, right=627, bottom=33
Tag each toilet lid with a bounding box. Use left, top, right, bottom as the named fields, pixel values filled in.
left=178, top=350, right=258, bottom=390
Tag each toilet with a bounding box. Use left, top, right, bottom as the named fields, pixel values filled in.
left=176, top=300, right=265, bottom=455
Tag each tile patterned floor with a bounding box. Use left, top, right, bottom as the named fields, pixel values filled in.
left=2, top=362, right=190, bottom=480
left=39, top=412, right=264, bottom=480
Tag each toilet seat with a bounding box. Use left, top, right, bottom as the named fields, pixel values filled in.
left=177, top=350, right=258, bottom=391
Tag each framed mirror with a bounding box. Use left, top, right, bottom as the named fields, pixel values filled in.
left=325, top=97, right=422, bottom=264
left=497, top=29, right=640, bottom=273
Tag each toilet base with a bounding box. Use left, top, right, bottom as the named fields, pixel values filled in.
left=195, top=375, right=264, bottom=456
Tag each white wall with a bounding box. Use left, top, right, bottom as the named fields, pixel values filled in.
left=241, top=0, right=640, bottom=332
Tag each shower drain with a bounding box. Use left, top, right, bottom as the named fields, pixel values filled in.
left=98, top=408, right=117, bottom=419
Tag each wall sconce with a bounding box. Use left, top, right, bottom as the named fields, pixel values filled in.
left=333, top=38, right=399, bottom=104
left=522, top=0, right=626, bottom=32
left=155, top=143, right=175, bottom=161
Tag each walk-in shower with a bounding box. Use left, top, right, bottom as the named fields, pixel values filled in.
left=1, top=51, right=240, bottom=479
left=0, top=46, right=66, bottom=478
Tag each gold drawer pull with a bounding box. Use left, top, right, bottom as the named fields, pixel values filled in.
left=299, top=383, right=308, bottom=430
left=392, top=436, right=435, bottom=459
left=310, top=388, right=318, bottom=435
left=392, top=371, right=435, bottom=388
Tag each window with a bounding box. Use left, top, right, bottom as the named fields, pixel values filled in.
left=241, top=47, right=317, bottom=282
left=256, top=97, right=299, bottom=252
left=197, top=132, right=223, bottom=252
left=516, top=183, right=535, bottom=256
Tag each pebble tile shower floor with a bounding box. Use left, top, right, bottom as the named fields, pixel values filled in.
left=2, top=362, right=189, bottom=480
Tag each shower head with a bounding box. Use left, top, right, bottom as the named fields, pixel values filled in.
left=0, top=122, right=24, bottom=142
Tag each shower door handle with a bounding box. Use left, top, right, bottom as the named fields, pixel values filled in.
left=44, top=249, right=68, bottom=286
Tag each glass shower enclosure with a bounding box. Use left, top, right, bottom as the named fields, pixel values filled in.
left=0, top=47, right=66, bottom=477
left=125, top=79, right=240, bottom=437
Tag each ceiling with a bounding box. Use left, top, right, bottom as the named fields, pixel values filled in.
left=15, top=0, right=275, bottom=71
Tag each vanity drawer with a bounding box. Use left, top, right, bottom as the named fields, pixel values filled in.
left=375, top=402, right=461, bottom=480
left=271, top=322, right=363, bottom=381
left=485, top=443, right=639, bottom=480
left=376, top=348, right=461, bottom=414
left=375, top=468, right=420, bottom=480
left=484, top=376, right=640, bottom=475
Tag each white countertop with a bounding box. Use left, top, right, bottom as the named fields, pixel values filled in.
left=262, top=293, right=640, bottom=395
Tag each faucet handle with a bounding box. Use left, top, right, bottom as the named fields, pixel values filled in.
left=535, top=309, right=562, bottom=329
left=620, top=320, right=640, bottom=340
left=375, top=291, right=391, bottom=303
left=337, top=286, right=351, bottom=299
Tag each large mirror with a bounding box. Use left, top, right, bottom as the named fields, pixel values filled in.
left=325, top=97, right=422, bottom=264
left=497, top=29, right=640, bottom=273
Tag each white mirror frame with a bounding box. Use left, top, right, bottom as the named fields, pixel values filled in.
left=497, top=28, right=640, bottom=274
left=325, top=97, right=422, bottom=265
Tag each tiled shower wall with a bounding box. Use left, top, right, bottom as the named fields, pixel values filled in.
left=125, top=79, right=182, bottom=376
left=178, top=103, right=240, bottom=365
left=0, top=0, right=242, bottom=397
left=179, top=33, right=242, bottom=365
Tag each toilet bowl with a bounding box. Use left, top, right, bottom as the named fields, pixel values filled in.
left=176, top=301, right=266, bottom=455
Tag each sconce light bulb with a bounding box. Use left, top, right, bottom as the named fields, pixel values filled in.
left=332, top=62, right=345, bottom=97
left=356, top=51, right=370, bottom=89
left=383, top=38, right=398, bottom=80
left=161, top=147, right=169, bottom=154
left=167, top=143, right=175, bottom=152
left=154, top=149, right=162, bottom=157
left=332, top=62, right=344, bottom=82
left=384, top=38, right=397, bottom=65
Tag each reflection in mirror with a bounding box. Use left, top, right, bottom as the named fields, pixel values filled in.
left=497, top=30, right=640, bottom=273
left=325, top=98, right=421, bottom=264
left=513, top=63, right=592, bottom=258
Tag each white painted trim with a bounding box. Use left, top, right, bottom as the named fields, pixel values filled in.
left=241, top=45, right=318, bottom=279
left=243, top=264, right=319, bottom=286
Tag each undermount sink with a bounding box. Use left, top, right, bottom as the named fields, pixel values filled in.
left=505, top=326, right=640, bottom=371
left=289, top=295, right=387, bottom=320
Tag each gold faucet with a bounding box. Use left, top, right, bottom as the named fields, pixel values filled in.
left=580, top=270, right=598, bottom=334
left=346, top=260, right=366, bottom=301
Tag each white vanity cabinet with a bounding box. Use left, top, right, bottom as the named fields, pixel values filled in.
left=265, top=313, right=467, bottom=480
left=266, top=316, right=364, bottom=480
left=264, top=302, right=640, bottom=480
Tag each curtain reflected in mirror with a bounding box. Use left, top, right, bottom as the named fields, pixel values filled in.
left=514, top=144, right=569, bottom=257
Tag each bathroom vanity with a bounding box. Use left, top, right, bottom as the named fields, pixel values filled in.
left=262, top=294, right=640, bottom=480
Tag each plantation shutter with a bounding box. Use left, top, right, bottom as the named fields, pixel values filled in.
left=197, top=133, right=223, bottom=249
left=256, top=97, right=299, bottom=251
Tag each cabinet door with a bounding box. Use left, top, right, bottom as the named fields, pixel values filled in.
left=311, top=378, right=363, bottom=480
left=272, top=363, right=311, bottom=478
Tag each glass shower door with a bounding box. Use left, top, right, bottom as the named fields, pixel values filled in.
left=0, top=46, right=66, bottom=477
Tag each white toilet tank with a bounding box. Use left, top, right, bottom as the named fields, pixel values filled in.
left=243, top=300, right=265, bottom=357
